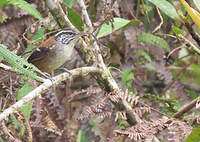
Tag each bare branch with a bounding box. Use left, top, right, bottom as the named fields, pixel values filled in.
left=0, top=67, right=102, bottom=122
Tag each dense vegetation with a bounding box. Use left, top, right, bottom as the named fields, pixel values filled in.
left=0, top=0, right=200, bottom=141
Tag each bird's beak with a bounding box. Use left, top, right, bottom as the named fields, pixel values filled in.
left=79, top=33, right=88, bottom=37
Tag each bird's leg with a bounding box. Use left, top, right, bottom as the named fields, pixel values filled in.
left=57, top=67, right=72, bottom=74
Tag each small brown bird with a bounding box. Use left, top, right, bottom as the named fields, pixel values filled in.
left=28, top=29, right=86, bottom=74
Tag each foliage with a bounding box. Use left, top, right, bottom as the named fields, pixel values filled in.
left=138, top=33, right=170, bottom=51
left=77, top=129, right=89, bottom=142
left=136, top=50, right=152, bottom=64
left=17, top=82, right=34, bottom=120
left=63, top=0, right=76, bottom=8
left=186, top=126, right=200, bottom=142
left=180, top=0, right=200, bottom=28
left=143, top=94, right=178, bottom=115
left=121, top=69, right=136, bottom=93
left=32, top=27, right=45, bottom=43
left=0, top=0, right=42, bottom=20
left=1, top=0, right=200, bottom=141
left=148, top=0, right=180, bottom=20
left=67, top=7, right=84, bottom=31
left=10, top=114, right=26, bottom=137
left=173, top=63, right=200, bottom=85
left=97, top=18, right=140, bottom=39
left=10, top=114, right=19, bottom=129
left=0, top=44, right=46, bottom=82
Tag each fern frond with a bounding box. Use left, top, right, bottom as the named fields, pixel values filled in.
left=108, top=90, right=139, bottom=106
left=133, top=107, right=151, bottom=118
left=78, top=96, right=111, bottom=120
left=181, top=64, right=200, bottom=85
left=114, top=118, right=170, bottom=141
left=115, top=111, right=127, bottom=121
left=0, top=44, right=46, bottom=82
left=138, top=33, right=170, bottom=51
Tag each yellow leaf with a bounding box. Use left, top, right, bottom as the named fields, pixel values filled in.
left=180, top=0, right=200, bottom=28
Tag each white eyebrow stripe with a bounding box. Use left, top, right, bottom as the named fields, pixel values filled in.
left=55, top=30, right=75, bottom=37
left=55, top=30, right=77, bottom=45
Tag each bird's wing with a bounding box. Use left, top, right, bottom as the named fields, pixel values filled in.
left=27, top=37, right=56, bottom=63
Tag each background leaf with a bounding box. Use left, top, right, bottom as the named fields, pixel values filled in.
left=194, top=0, right=200, bottom=12
left=180, top=0, right=200, bottom=28
left=17, top=82, right=34, bottom=120
left=7, top=0, right=42, bottom=20
left=67, top=7, right=84, bottom=31
left=97, top=18, right=132, bottom=39
left=148, top=0, right=179, bottom=20
left=138, top=33, right=170, bottom=51
left=63, top=0, right=75, bottom=8
left=0, top=0, right=9, bottom=6
left=122, top=69, right=134, bottom=87
left=186, top=126, right=200, bottom=142
left=136, top=50, right=152, bottom=62
left=32, top=27, right=45, bottom=42
left=77, top=129, right=89, bottom=142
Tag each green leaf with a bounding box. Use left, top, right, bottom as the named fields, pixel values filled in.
left=0, top=44, right=46, bottom=82
left=0, top=55, right=3, bottom=61
left=178, top=48, right=188, bottom=59
left=147, top=0, right=180, bottom=20
left=138, top=33, right=170, bottom=51
left=20, top=125, right=26, bottom=137
left=194, top=0, right=200, bottom=11
left=32, top=27, right=45, bottom=43
left=136, top=50, right=152, bottom=62
left=186, top=126, right=200, bottom=142
left=17, top=82, right=34, bottom=120
left=67, top=7, right=84, bottom=31
left=122, top=69, right=134, bottom=87
left=97, top=18, right=138, bottom=39
left=0, top=136, right=3, bottom=142
left=24, top=45, right=35, bottom=58
left=7, top=0, right=42, bottom=20
left=63, top=0, right=75, bottom=8
left=0, top=0, right=9, bottom=6
left=24, top=45, right=35, bottom=57
left=172, top=25, right=185, bottom=35
left=10, top=114, right=19, bottom=129
left=77, top=129, right=89, bottom=142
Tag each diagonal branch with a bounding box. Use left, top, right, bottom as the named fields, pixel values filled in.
left=0, top=67, right=102, bottom=122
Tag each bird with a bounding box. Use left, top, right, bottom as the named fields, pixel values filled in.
left=28, top=29, right=87, bottom=74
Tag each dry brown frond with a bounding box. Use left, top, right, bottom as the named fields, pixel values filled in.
left=167, top=120, right=192, bottom=141
left=184, top=114, right=200, bottom=124
left=134, top=106, right=151, bottom=118
left=78, top=96, right=110, bottom=120
left=41, top=115, right=62, bottom=136
left=115, top=111, right=127, bottom=121
left=43, top=90, right=65, bottom=120
left=114, top=118, right=170, bottom=141
left=108, top=89, right=139, bottom=106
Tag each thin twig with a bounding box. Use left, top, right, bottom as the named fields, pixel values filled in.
left=152, top=7, right=163, bottom=33
left=178, top=34, right=200, bottom=55
left=173, top=97, right=199, bottom=118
